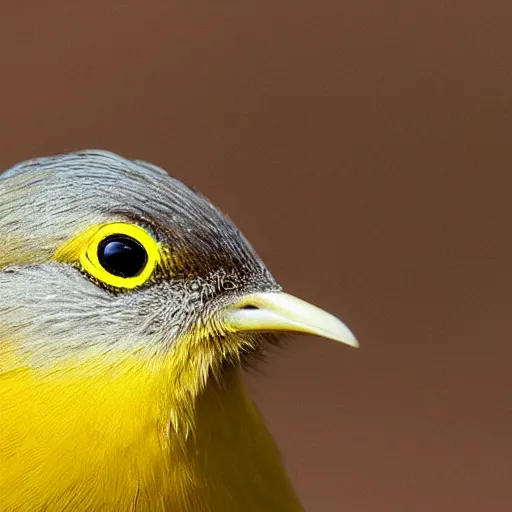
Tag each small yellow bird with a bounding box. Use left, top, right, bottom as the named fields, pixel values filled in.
left=0, top=151, right=357, bottom=511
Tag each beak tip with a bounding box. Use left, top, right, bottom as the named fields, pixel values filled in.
left=328, top=322, right=360, bottom=348
left=347, top=337, right=360, bottom=348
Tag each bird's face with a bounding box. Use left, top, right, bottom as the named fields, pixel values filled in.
left=0, top=151, right=356, bottom=393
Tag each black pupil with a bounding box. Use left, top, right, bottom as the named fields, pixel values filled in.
left=97, top=235, right=148, bottom=278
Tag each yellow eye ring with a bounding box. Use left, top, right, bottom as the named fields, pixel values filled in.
left=55, top=222, right=162, bottom=289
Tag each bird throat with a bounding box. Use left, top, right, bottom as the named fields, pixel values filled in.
left=0, top=346, right=303, bottom=511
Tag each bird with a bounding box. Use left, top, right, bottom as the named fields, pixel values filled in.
left=0, top=150, right=358, bottom=511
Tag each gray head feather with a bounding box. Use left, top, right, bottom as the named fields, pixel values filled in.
left=0, top=150, right=279, bottom=368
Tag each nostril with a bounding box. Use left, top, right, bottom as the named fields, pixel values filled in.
left=241, top=304, right=259, bottom=310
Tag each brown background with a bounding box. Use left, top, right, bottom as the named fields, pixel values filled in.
left=0, top=2, right=510, bottom=510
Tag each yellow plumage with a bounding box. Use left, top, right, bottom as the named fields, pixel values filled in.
left=0, top=346, right=300, bottom=510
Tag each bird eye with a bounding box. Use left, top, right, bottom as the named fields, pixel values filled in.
left=97, top=235, right=148, bottom=278
left=55, top=222, right=162, bottom=289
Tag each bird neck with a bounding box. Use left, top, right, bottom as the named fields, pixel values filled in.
left=168, top=368, right=303, bottom=511
left=0, top=349, right=303, bottom=511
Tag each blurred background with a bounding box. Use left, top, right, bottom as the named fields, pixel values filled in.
left=0, top=2, right=510, bottom=510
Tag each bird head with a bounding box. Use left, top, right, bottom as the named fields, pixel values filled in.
left=0, top=150, right=357, bottom=406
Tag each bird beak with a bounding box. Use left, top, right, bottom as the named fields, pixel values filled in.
left=221, top=292, right=358, bottom=347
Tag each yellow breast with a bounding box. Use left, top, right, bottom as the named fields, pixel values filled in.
left=0, top=344, right=302, bottom=511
